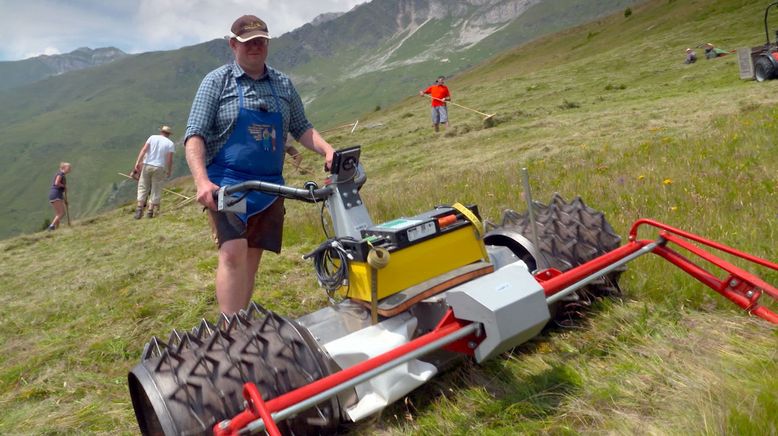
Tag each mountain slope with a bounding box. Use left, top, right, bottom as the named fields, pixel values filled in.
left=0, top=0, right=638, bottom=240
left=0, top=47, right=128, bottom=91
left=0, top=43, right=232, bottom=237
left=0, top=0, right=777, bottom=433
left=274, top=0, right=640, bottom=121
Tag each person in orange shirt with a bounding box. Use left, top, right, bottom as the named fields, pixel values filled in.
left=419, top=76, right=451, bottom=132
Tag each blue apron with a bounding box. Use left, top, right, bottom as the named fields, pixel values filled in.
left=208, top=76, right=285, bottom=222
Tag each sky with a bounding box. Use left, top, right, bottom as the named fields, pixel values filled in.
left=0, top=0, right=368, bottom=61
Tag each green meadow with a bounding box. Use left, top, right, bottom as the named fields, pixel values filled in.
left=1, top=0, right=776, bottom=434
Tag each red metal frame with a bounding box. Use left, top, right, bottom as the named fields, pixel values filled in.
left=537, top=219, right=778, bottom=323
left=629, top=219, right=778, bottom=324
left=215, top=219, right=778, bottom=435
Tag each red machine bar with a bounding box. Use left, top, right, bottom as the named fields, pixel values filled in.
left=539, top=219, right=777, bottom=323
left=629, top=218, right=778, bottom=271
left=537, top=221, right=778, bottom=324
left=659, top=232, right=778, bottom=299
left=538, top=241, right=652, bottom=297
left=631, top=219, right=778, bottom=323
left=652, top=235, right=778, bottom=323
left=214, top=312, right=475, bottom=435
left=268, top=314, right=471, bottom=412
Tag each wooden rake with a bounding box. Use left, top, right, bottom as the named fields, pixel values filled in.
left=427, top=95, right=496, bottom=121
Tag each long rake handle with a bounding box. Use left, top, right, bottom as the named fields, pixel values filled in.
left=64, top=191, right=71, bottom=227
left=117, top=172, right=192, bottom=200
left=427, top=95, right=495, bottom=118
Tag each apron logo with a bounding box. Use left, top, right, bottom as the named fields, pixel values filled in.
left=248, top=123, right=277, bottom=152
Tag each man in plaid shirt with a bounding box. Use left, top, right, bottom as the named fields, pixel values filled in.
left=185, top=14, right=335, bottom=315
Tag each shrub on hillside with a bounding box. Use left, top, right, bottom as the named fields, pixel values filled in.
left=559, top=99, right=581, bottom=109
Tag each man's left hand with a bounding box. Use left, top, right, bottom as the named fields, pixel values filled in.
left=324, top=150, right=334, bottom=171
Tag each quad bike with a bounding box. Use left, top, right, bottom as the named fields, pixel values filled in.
left=750, top=2, right=778, bottom=81
left=128, top=146, right=778, bottom=435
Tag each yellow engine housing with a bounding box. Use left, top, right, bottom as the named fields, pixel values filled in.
left=339, top=223, right=488, bottom=302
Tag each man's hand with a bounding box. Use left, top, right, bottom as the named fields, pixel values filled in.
left=195, top=179, right=220, bottom=211
left=297, top=128, right=335, bottom=171
left=185, top=135, right=217, bottom=209
left=324, top=149, right=334, bottom=171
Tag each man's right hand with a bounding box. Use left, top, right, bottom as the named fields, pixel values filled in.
left=185, top=135, right=218, bottom=210
left=195, top=179, right=220, bottom=211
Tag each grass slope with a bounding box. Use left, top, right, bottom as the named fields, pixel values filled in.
left=0, top=0, right=638, bottom=240
left=1, top=0, right=777, bottom=433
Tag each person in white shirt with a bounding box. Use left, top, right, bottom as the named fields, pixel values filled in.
left=133, top=125, right=175, bottom=219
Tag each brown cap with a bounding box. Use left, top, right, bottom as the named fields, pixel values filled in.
left=160, top=125, right=172, bottom=134
left=229, top=15, right=270, bottom=42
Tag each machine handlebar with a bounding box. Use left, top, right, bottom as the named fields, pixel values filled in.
left=221, top=180, right=333, bottom=203
left=213, top=163, right=367, bottom=211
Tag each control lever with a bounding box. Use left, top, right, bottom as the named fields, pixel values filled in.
left=216, top=186, right=247, bottom=213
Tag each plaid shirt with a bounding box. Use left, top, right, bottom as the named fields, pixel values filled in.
left=185, top=62, right=312, bottom=165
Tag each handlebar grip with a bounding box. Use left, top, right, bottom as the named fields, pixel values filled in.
left=213, top=166, right=366, bottom=208
left=218, top=180, right=333, bottom=204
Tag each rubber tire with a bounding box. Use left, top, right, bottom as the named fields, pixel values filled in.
left=484, top=194, right=623, bottom=323
left=128, top=304, right=340, bottom=435
left=755, top=56, right=775, bottom=82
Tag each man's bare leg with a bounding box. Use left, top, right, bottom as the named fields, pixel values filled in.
left=216, top=239, right=251, bottom=315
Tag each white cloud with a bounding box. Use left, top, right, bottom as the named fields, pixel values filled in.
left=20, top=47, right=60, bottom=59
left=0, top=0, right=367, bottom=61
left=0, top=1, right=118, bottom=60
left=135, top=0, right=270, bottom=49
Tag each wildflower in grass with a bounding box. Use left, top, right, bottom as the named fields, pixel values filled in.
left=663, top=178, right=673, bottom=185
left=638, top=175, right=645, bottom=180
left=537, top=342, right=553, bottom=353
